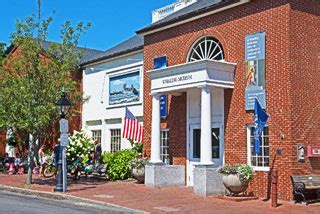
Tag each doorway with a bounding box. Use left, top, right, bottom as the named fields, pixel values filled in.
left=187, top=123, right=224, bottom=185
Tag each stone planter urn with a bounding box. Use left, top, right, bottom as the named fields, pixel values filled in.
left=132, top=167, right=145, bottom=183
left=222, top=174, right=249, bottom=195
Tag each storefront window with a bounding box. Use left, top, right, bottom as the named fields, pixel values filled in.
left=110, top=129, right=121, bottom=152
left=247, top=126, right=269, bottom=170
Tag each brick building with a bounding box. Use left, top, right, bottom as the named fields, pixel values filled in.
left=136, top=0, right=320, bottom=200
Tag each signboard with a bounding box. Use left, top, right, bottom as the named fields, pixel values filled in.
left=59, top=119, right=69, bottom=133
left=245, top=32, right=266, bottom=110
left=60, top=133, right=69, bottom=147
left=154, top=56, right=168, bottom=118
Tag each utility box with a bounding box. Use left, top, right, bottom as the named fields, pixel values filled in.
left=307, top=145, right=320, bottom=157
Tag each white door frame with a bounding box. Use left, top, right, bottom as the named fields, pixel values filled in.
left=187, top=123, right=224, bottom=186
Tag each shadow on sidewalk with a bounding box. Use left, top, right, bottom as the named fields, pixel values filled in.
left=31, top=176, right=108, bottom=192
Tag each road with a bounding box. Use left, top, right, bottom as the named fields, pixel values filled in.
left=0, top=191, right=136, bottom=214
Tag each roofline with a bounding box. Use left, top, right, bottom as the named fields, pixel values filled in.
left=80, top=48, right=143, bottom=67
left=136, top=0, right=250, bottom=36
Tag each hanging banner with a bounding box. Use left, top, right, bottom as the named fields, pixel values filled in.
left=153, top=55, right=167, bottom=70
left=160, top=95, right=167, bottom=119
left=154, top=56, right=168, bottom=118
left=245, top=32, right=266, bottom=110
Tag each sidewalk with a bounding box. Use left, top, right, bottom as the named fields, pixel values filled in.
left=0, top=174, right=319, bottom=213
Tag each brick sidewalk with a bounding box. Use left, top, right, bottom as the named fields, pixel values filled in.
left=0, top=174, right=319, bottom=213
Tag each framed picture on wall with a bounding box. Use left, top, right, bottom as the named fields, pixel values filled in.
left=109, top=71, right=140, bottom=105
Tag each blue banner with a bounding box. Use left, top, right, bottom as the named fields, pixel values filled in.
left=254, top=98, right=269, bottom=155
left=154, top=56, right=168, bottom=118
left=153, top=56, right=167, bottom=69
left=160, top=95, right=167, bottom=119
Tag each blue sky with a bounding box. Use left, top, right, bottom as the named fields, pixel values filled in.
left=0, top=0, right=176, bottom=51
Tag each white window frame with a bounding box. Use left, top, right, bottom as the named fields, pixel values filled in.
left=160, top=129, right=169, bottom=163
left=247, top=125, right=270, bottom=172
left=91, top=130, right=102, bottom=144
left=110, top=129, right=121, bottom=153
left=186, top=36, right=224, bottom=62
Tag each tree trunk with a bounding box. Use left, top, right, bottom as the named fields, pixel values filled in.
left=26, top=135, right=35, bottom=184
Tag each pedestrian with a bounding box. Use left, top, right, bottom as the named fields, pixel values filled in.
left=38, top=145, right=46, bottom=176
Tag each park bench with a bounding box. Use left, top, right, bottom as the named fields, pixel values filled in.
left=291, top=175, right=320, bottom=205
left=83, top=163, right=108, bottom=180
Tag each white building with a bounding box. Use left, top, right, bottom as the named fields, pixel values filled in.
left=80, top=35, right=144, bottom=153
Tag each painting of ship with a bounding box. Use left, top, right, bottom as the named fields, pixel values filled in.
left=109, top=71, right=140, bottom=105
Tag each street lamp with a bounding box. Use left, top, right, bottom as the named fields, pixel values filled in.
left=55, top=89, right=71, bottom=118
left=54, top=88, right=71, bottom=192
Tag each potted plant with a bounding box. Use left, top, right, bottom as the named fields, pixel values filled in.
left=218, top=164, right=254, bottom=195
left=131, top=157, right=148, bottom=183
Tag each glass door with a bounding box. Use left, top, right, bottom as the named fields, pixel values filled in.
left=188, top=124, right=223, bottom=185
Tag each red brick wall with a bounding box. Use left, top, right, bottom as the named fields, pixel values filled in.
left=143, top=0, right=319, bottom=200
left=288, top=0, right=320, bottom=174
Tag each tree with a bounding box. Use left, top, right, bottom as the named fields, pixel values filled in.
left=0, top=13, right=90, bottom=184
left=0, top=43, right=6, bottom=64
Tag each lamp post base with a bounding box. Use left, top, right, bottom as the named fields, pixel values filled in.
left=54, top=186, right=63, bottom=192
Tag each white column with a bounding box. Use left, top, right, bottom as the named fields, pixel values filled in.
left=150, top=94, right=162, bottom=163
left=200, top=86, right=213, bottom=165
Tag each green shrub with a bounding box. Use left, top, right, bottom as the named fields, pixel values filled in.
left=101, top=150, right=136, bottom=180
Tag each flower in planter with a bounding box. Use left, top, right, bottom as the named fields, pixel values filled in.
left=218, top=164, right=254, bottom=182
left=131, top=157, right=149, bottom=169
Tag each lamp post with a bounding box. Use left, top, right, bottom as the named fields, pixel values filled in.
left=54, top=88, right=71, bottom=192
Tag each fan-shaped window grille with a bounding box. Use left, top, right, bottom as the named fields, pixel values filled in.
left=187, top=36, right=224, bottom=62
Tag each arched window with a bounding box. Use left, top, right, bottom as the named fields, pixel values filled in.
left=187, top=36, right=224, bottom=62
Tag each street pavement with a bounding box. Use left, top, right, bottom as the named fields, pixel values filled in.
left=1, top=174, right=320, bottom=213
left=0, top=190, right=134, bottom=214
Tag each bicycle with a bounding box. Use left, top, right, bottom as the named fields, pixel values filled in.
left=42, top=156, right=57, bottom=178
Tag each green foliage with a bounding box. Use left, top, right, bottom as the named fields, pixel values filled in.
left=0, top=9, right=90, bottom=184
left=237, top=164, right=254, bottom=182
left=0, top=43, right=6, bottom=64
left=129, top=140, right=143, bottom=157
left=131, top=157, right=149, bottom=169
left=101, top=150, right=136, bottom=180
left=218, top=164, right=254, bottom=182
left=67, top=130, right=94, bottom=163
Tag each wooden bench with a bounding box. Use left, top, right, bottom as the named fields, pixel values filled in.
left=291, top=175, right=320, bottom=205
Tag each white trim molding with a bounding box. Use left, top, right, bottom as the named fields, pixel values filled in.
left=139, top=1, right=251, bottom=36
left=147, top=59, right=236, bottom=94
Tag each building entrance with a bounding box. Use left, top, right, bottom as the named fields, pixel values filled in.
left=188, top=124, right=223, bottom=185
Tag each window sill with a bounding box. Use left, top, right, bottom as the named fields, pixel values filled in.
left=252, top=166, right=270, bottom=172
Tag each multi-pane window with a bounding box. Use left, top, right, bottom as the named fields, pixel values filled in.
left=160, top=130, right=169, bottom=164
left=188, top=36, right=224, bottom=62
left=92, top=130, right=101, bottom=144
left=110, top=129, right=121, bottom=152
left=248, top=126, right=269, bottom=169
left=193, top=128, right=220, bottom=159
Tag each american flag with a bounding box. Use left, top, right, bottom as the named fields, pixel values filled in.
left=122, top=107, right=143, bottom=142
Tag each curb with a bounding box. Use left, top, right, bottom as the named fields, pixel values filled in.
left=0, top=185, right=147, bottom=213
